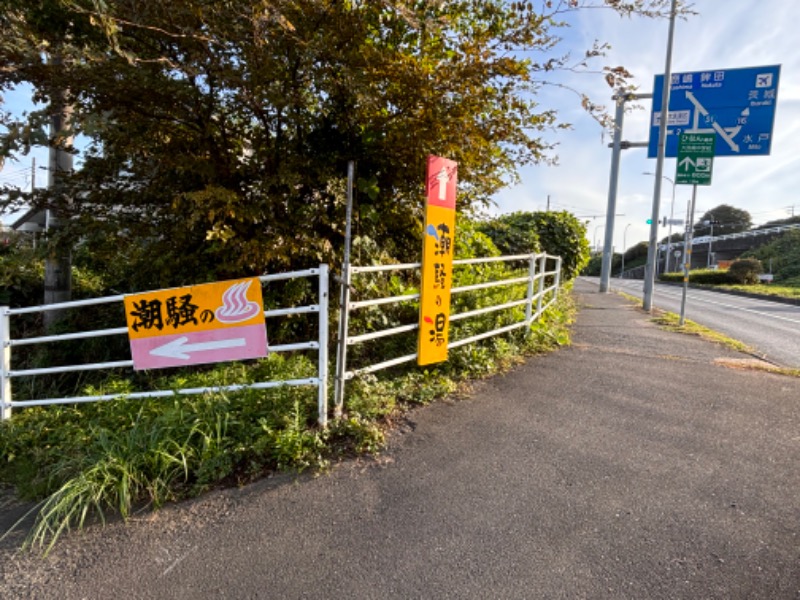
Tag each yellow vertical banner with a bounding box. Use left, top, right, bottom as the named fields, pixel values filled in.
left=418, top=155, right=457, bottom=366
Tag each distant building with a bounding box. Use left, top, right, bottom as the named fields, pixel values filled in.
left=10, top=207, right=47, bottom=233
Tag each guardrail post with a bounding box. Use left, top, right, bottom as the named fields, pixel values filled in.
left=536, top=254, right=547, bottom=319
left=333, top=265, right=351, bottom=419
left=555, top=257, right=563, bottom=299
left=333, top=162, right=354, bottom=419
left=525, top=254, right=536, bottom=325
left=1, top=307, right=11, bottom=421
left=317, top=265, right=329, bottom=428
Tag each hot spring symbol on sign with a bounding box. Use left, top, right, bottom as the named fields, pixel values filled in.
left=215, top=281, right=262, bottom=323
left=124, top=278, right=268, bottom=370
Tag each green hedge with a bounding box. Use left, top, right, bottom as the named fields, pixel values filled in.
left=660, top=269, right=735, bottom=285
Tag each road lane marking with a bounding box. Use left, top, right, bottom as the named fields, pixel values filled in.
left=582, top=279, right=800, bottom=326
left=649, top=286, right=800, bottom=327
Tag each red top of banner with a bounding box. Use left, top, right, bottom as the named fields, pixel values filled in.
left=426, top=155, right=458, bottom=210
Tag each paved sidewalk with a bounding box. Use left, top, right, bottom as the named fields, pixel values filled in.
left=2, top=280, right=800, bottom=599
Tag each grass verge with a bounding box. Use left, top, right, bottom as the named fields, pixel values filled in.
left=617, top=289, right=754, bottom=354
left=716, top=283, right=800, bottom=300
left=649, top=310, right=755, bottom=354
left=616, top=291, right=800, bottom=378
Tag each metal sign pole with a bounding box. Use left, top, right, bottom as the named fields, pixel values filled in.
left=679, top=184, right=698, bottom=326
left=643, top=0, right=678, bottom=312
left=333, top=161, right=355, bottom=417
left=665, top=179, right=676, bottom=273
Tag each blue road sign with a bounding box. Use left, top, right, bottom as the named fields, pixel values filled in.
left=648, top=65, right=780, bottom=158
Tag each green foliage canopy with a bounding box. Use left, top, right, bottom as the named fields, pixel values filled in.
left=1, top=0, right=670, bottom=290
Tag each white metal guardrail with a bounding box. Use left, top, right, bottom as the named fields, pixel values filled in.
left=333, top=253, right=562, bottom=414
left=2, top=254, right=565, bottom=425
left=0, top=266, right=330, bottom=425
left=656, top=223, right=800, bottom=252
left=713, top=222, right=800, bottom=242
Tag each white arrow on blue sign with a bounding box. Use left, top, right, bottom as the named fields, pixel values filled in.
left=648, top=64, right=781, bottom=158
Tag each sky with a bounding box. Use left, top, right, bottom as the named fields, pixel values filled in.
left=2, top=1, right=799, bottom=255
left=493, top=0, right=800, bottom=253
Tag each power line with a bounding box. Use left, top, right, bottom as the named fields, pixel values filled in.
left=0, top=173, right=30, bottom=186
left=576, top=213, right=625, bottom=219
left=549, top=200, right=593, bottom=212
left=0, top=167, right=29, bottom=177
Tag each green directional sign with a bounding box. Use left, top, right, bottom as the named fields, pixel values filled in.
left=676, top=133, right=716, bottom=186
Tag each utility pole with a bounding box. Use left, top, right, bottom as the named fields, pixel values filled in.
left=679, top=186, right=698, bottom=325
left=620, top=223, right=632, bottom=278
left=598, top=91, right=625, bottom=293
left=706, top=215, right=717, bottom=268
left=598, top=96, right=650, bottom=293
left=43, top=56, right=74, bottom=330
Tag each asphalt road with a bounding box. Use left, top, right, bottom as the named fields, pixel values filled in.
left=2, top=280, right=799, bottom=599
left=584, top=276, right=800, bottom=369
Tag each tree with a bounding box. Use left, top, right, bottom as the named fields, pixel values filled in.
left=658, top=231, right=684, bottom=245
left=761, top=215, right=800, bottom=228
left=1, top=0, right=676, bottom=292
left=695, top=204, right=752, bottom=237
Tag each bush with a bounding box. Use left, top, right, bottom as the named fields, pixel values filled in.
left=0, top=247, right=45, bottom=307
left=660, top=269, right=734, bottom=285
left=0, top=353, right=332, bottom=552
left=742, top=229, right=800, bottom=283
left=659, top=272, right=682, bottom=283
left=478, top=211, right=590, bottom=281
left=728, top=258, right=763, bottom=285
left=687, top=269, right=735, bottom=285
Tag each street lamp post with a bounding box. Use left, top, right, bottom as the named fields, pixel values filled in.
left=644, top=171, right=677, bottom=273
left=707, top=214, right=715, bottom=268
left=594, top=224, right=604, bottom=253
left=620, top=223, right=632, bottom=278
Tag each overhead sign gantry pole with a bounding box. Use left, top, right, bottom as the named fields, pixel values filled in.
left=642, top=0, right=678, bottom=312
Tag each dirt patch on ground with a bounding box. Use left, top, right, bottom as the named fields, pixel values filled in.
left=713, top=357, right=784, bottom=372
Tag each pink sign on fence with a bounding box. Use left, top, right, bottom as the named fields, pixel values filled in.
left=124, top=278, right=268, bottom=370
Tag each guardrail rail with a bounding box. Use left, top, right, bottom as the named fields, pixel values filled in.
left=0, top=266, right=330, bottom=425
left=333, top=253, right=562, bottom=414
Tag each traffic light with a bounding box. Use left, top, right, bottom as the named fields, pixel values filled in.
left=646, top=218, right=652, bottom=225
